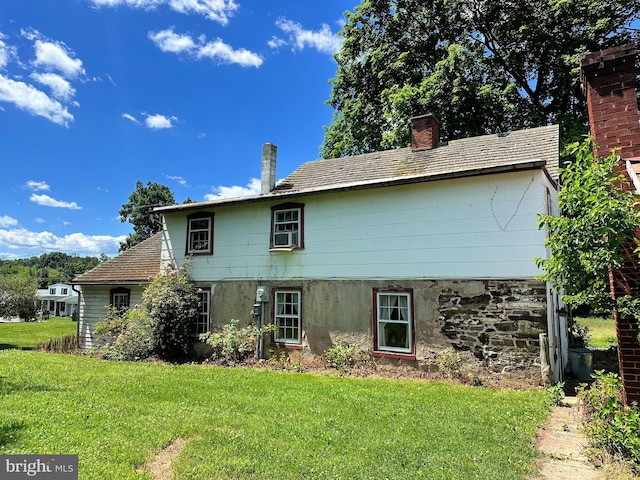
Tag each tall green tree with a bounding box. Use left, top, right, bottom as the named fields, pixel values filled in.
left=322, top=0, right=639, bottom=158
left=119, top=181, right=175, bottom=251
left=0, top=275, right=37, bottom=320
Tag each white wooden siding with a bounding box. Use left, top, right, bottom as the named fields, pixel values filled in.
left=77, top=285, right=146, bottom=349
left=162, top=170, right=553, bottom=281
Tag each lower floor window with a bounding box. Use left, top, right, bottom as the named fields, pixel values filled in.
left=193, top=289, right=210, bottom=335
left=375, top=290, right=413, bottom=354
left=274, top=290, right=301, bottom=344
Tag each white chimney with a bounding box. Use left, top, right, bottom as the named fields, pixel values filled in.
left=261, top=142, right=277, bottom=194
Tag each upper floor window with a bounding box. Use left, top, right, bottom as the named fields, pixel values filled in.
left=110, top=287, right=131, bottom=311
left=61, top=288, right=68, bottom=295
left=271, top=203, right=304, bottom=249
left=374, top=289, right=414, bottom=355
left=49, top=288, right=56, bottom=295
left=186, top=212, right=214, bottom=255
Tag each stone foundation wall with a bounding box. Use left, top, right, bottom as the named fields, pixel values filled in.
left=208, top=278, right=549, bottom=368
left=438, top=280, right=548, bottom=361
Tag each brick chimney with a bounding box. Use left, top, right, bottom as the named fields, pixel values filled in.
left=410, top=114, right=440, bottom=151
left=261, top=142, right=277, bottom=194
left=580, top=44, right=640, bottom=160
left=581, top=45, right=640, bottom=405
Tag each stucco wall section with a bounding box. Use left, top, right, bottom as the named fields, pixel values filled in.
left=208, top=278, right=547, bottom=365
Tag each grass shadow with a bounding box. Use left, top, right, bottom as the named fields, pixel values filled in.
left=0, top=419, right=25, bottom=449
left=0, top=376, right=55, bottom=395
left=0, top=344, right=34, bottom=351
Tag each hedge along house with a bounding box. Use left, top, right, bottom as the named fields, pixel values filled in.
left=155, top=117, right=567, bottom=382
left=72, top=233, right=162, bottom=349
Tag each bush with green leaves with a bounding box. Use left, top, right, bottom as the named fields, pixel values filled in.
left=579, top=371, right=640, bottom=471
left=325, top=343, right=370, bottom=372
left=94, top=307, right=156, bottom=361
left=143, top=267, right=200, bottom=361
left=201, top=319, right=262, bottom=364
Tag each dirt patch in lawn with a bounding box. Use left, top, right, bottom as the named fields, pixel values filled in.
left=138, top=437, right=196, bottom=480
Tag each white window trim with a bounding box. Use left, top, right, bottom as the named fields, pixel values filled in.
left=375, top=291, right=413, bottom=354
left=274, top=290, right=301, bottom=344
left=194, top=290, right=210, bottom=336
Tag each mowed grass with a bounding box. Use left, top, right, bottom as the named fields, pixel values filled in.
left=0, top=316, right=77, bottom=350
left=575, top=316, right=617, bottom=349
left=0, top=350, right=550, bottom=480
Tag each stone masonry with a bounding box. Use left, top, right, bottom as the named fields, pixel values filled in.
left=438, top=280, right=547, bottom=361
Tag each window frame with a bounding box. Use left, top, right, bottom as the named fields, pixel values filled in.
left=61, top=288, right=68, bottom=295
left=49, top=288, right=56, bottom=295
left=272, top=288, right=302, bottom=346
left=192, top=288, right=211, bottom=336
left=185, top=212, right=214, bottom=256
left=110, top=287, right=131, bottom=311
left=373, top=288, right=415, bottom=357
left=270, top=203, right=304, bottom=250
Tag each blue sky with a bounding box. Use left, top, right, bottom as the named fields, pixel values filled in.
left=0, top=0, right=356, bottom=259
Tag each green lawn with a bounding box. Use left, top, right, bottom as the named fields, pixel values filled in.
left=0, top=316, right=77, bottom=350
left=575, top=316, right=617, bottom=349
left=0, top=350, right=550, bottom=480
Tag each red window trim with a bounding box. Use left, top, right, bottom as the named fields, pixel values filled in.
left=109, top=287, right=131, bottom=309
left=185, top=212, right=214, bottom=256
left=372, top=287, right=416, bottom=357
left=270, top=287, right=303, bottom=346
left=270, top=202, right=305, bottom=249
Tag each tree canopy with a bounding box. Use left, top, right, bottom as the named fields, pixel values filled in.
left=119, top=181, right=175, bottom=251
left=322, top=0, right=640, bottom=158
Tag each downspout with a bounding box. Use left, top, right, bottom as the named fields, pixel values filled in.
left=72, top=284, right=82, bottom=347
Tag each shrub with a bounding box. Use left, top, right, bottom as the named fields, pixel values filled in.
left=325, top=343, right=369, bottom=372
left=579, top=371, right=640, bottom=472
left=546, top=382, right=566, bottom=406
left=143, top=266, right=200, bottom=361
left=94, top=307, right=156, bottom=361
left=202, top=319, right=262, bottom=364
left=437, top=348, right=463, bottom=378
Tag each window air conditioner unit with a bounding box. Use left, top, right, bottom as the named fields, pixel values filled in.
left=274, top=232, right=295, bottom=247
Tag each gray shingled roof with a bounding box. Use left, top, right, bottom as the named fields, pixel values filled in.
left=72, top=233, right=162, bottom=285
left=275, top=125, right=559, bottom=193
left=155, top=124, right=559, bottom=214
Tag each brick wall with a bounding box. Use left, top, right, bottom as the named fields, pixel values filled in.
left=582, top=44, right=640, bottom=404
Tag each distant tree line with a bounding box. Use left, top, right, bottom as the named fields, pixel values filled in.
left=0, top=252, right=106, bottom=288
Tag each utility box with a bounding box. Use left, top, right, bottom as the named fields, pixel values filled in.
left=256, top=286, right=269, bottom=303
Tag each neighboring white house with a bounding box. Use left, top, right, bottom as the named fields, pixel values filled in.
left=74, top=115, right=568, bottom=381
left=36, top=283, right=78, bottom=317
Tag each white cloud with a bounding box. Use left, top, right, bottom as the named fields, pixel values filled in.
left=0, top=33, right=17, bottom=69
left=33, top=40, right=85, bottom=78
left=0, top=215, right=18, bottom=228
left=30, top=194, right=81, bottom=210
left=274, top=17, right=343, bottom=55
left=148, top=28, right=197, bottom=54
left=197, top=39, right=263, bottom=67
left=122, top=112, right=140, bottom=124
left=205, top=178, right=261, bottom=200
left=149, top=28, right=263, bottom=67
left=144, top=113, right=177, bottom=129
left=166, top=175, right=187, bottom=186
left=0, top=227, right=126, bottom=256
left=26, top=180, right=50, bottom=191
left=30, top=72, right=76, bottom=102
left=267, top=36, right=286, bottom=50
left=90, top=0, right=238, bottom=25
left=0, top=74, right=74, bottom=126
